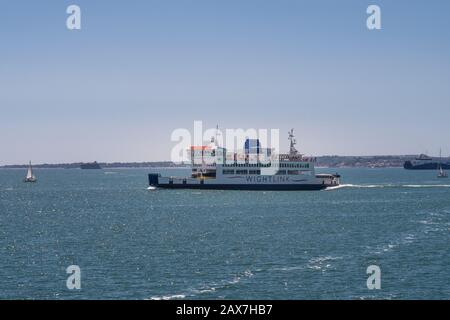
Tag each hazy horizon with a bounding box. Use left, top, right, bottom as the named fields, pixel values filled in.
left=1, top=0, right=450, bottom=166
left=0, top=153, right=444, bottom=167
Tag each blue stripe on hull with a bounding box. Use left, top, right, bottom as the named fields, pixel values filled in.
left=155, top=183, right=327, bottom=191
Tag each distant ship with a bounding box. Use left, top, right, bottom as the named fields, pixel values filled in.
left=404, top=154, right=450, bottom=170
left=148, top=129, right=340, bottom=190
left=80, top=161, right=102, bottom=169
left=24, top=161, right=37, bottom=183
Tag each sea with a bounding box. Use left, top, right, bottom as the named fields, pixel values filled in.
left=0, top=167, right=449, bottom=300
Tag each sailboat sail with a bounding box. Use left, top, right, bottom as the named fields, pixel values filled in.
left=24, top=161, right=36, bottom=182
left=437, top=149, right=448, bottom=178
left=26, top=163, right=33, bottom=179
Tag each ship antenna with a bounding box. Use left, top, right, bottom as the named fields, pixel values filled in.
left=288, top=129, right=298, bottom=156
left=215, top=124, right=220, bottom=147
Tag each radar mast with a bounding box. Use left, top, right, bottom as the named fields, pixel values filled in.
left=288, top=129, right=298, bottom=156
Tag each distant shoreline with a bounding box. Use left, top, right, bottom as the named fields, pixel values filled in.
left=0, top=161, right=182, bottom=169
left=0, top=155, right=425, bottom=169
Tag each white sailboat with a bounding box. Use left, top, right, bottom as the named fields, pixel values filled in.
left=24, top=161, right=37, bottom=183
left=437, top=165, right=448, bottom=178
left=437, top=149, right=448, bottom=178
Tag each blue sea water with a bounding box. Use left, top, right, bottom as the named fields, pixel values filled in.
left=0, top=167, right=449, bottom=300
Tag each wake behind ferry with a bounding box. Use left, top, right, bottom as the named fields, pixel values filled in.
left=149, top=129, right=340, bottom=191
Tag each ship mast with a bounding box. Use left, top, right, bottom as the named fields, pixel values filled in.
left=288, top=129, right=298, bottom=156
left=210, top=124, right=221, bottom=148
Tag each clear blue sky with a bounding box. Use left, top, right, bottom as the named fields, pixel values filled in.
left=1, top=0, right=449, bottom=164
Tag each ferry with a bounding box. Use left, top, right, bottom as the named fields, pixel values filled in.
left=148, top=129, right=340, bottom=191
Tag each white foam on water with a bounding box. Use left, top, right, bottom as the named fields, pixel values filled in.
left=414, top=211, right=448, bottom=234
left=355, top=293, right=396, bottom=300
left=146, top=269, right=254, bottom=300
left=370, top=233, right=416, bottom=255
left=271, top=265, right=305, bottom=272
left=430, top=211, right=445, bottom=217
left=224, top=270, right=253, bottom=286
left=324, top=185, right=346, bottom=190
left=147, top=186, right=157, bottom=191
left=417, top=220, right=440, bottom=225
left=382, top=244, right=397, bottom=252
left=194, top=287, right=216, bottom=294
left=201, top=269, right=253, bottom=293
left=328, top=183, right=450, bottom=190
left=307, top=256, right=343, bottom=271
left=424, top=226, right=442, bottom=234
left=403, top=184, right=450, bottom=188
left=326, top=184, right=390, bottom=190
left=148, top=294, right=186, bottom=300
